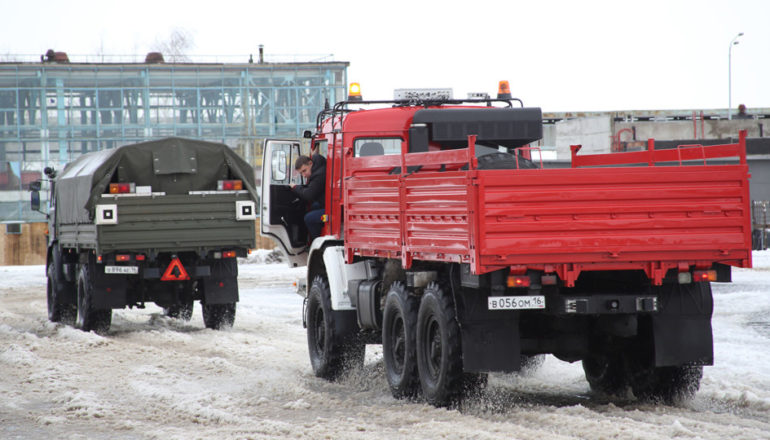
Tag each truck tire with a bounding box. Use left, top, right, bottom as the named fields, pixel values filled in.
left=630, top=365, right=703, bottom=404
left=202, top=303, right=236, bottom=329
left=47, top=262, right=76, bottom=325
left=165, top=301, right=194, bottom=321
left=582, top=354, right=627, bottom=397
left=306, top=276, right=364, bottom=380
left=416, top=282, right=464, bottom=406
left=75, top=261, right=112, bottom=333
left=382, top=282, right=420, bottom=398
left=520, top=354, right=546, bottom=375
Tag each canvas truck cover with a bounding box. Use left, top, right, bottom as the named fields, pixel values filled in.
left=55, top=137, right=257, bottom=224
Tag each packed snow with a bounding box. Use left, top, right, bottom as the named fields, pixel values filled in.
left=0, top=250, right=769, bottom=439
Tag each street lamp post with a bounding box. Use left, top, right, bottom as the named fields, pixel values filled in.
left=728, top=32, right=744, bottom=120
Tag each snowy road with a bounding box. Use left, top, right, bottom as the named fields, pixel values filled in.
left=1, top=253, right=769, bottom=440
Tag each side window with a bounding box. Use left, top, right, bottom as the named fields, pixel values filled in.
left=354, top=138, right=402, bottom=157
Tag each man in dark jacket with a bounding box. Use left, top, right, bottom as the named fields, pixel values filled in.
left=291, top=154, right=326, bottom=240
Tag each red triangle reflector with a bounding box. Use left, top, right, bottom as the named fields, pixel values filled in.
left=161, top=258, right=190, bottom=281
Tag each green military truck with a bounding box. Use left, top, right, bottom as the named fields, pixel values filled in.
left=34, top=138, right=258, bottom=332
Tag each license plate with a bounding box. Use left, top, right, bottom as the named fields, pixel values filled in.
left=105, top=265, right=138, bottom=275
left=488, top=296, right=546, bottom=310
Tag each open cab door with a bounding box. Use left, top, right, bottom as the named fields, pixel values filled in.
left=260, top=139, right=309, bottom=267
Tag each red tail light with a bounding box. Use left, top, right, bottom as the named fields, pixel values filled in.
left=693, top=270, right=717, bottom=282
left=507, top=275, right=531, bottom=288
left=135, top=254, right=146, bottom=261
left=115, top=254, right=131, bottom=262
left=109, top=183, right=135, bottom=194
left=217, top=180, right=243, bottom=191
left=223, top=250, right=237, bottom=258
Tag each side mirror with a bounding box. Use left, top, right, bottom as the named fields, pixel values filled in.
left=303, top=130, right=313, bottom=139
left=31, top=190, right=41, bottom=212
left=29, top=180, right=41, bottom=191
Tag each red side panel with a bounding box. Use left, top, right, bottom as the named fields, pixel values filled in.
left=403, top=172, right=475, bottom=267
left=344, top=173, right=402, bottom=259
left=474, top=164, right=752, bottom=274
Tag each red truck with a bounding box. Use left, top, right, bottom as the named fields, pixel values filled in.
left=260, top=88, right=752, bottom=406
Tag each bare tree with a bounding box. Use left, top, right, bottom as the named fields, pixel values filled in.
left=151, top=28, right=195, bottom=63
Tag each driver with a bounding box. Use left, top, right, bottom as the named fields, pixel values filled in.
left=290, top=154, right=326, bottom=241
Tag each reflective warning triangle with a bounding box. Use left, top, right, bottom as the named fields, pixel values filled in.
left=161, top=257, right=190, bottom=281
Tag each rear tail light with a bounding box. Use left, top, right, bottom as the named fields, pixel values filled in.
left=135, top=254, right=146, bottom=261
left=217, top=180, right=243, bottom=191
left=222, top=250, right=237, bottom=258
left=507, top=275, right=531, bottom=288
left=115, top=254, right=131, bottom=262
left=693, top=270, right=717, bottom=282
left=109, top=182, right=136, bottom=194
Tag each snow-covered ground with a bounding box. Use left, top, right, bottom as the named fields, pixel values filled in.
left=1, top=251, right=769, bottom=440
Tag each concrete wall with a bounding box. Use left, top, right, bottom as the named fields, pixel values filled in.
left=615, top=119, right=765, bottom=142
left=553, top=116, right=612, bottom=159
left=749, top=158, right=770, bottom=201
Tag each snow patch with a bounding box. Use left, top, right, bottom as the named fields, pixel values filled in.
left=282, top=398, right=311, bottom=410
left=0, top=344, right=37, bottom=366
left=55, top=325, right=110, bottom=347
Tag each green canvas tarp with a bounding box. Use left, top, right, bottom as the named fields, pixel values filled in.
left=55, top=137, right=257, bottom=224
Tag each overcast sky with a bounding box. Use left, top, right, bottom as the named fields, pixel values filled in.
left=2, top=0, right=767, bottom=113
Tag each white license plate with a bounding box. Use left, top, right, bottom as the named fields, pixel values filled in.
left=488, top=296, right=546, bottom=310
left=105, top=265, right=138, bottom=275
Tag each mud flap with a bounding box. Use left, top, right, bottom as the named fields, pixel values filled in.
left=461, top=318, right=521, bottom=373
left=90, top=268, right=129, bottom=309
left=652, top=315, right=713, bottom=366
left=202, top=259, right=239, bottom=305
left=202, top=277, right=239, bottom=304
left=651, top=282, right=714, bottom=367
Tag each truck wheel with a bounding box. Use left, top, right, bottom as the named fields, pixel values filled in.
left=47, top=262, right=76, bottom=325
left=164, top=300, right=194, bottom=321
left=520, top=354, right=546, bottom=375
left=306, top=276, right=364, bottom=380
left=382, top=282, right=420, bottom=398
left=461, top=372, right=488, bottom=396
left=630, top=365, right=703, bottom=404
left=76, top=262, right=112, bottom=333
left=582, top=354, right=627, bottom=396
left=416, top=282, right=464, bottom=407
left=202, top=303, right=236, bottom=329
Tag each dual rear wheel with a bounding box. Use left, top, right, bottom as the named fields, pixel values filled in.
left=582, top=354, right=703, bottom=404
left=382, top=281, right=483, bottom=406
